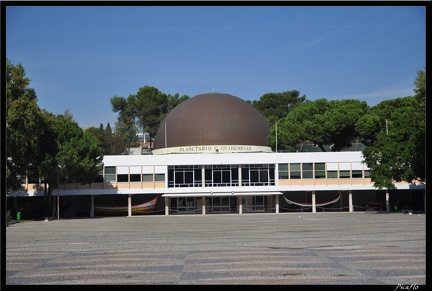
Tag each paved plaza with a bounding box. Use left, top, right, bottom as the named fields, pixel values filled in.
left=5, top=212, right=426, bottom=286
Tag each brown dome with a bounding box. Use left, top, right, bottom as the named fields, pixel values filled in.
left=153, top=92, right=270, bottom=150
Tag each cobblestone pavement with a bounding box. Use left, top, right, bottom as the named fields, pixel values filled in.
left=5, top=212, right=426, bottom=286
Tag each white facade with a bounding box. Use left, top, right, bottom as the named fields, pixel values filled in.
left=10, top=150, right=425, bottom=216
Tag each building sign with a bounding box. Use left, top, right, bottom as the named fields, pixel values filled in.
left=152, top=145, right=272, bottom=155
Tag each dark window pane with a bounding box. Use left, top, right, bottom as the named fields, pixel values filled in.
left=340, top=170, right=350, bottom=178
left=117, top=174, right=128, bottom=182
left=175, top=172, right=184, bottom=184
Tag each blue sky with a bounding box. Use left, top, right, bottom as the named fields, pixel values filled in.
left=6, top=5, right=426, bottom=129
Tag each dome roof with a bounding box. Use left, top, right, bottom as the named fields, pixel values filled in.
left=152, top=92, right=270, bottom=152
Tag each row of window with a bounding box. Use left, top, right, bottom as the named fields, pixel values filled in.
left=168, top=164, right=275, bottom=188
left=278, top=163, right=370, bottom=179
left=102, top=162, right=370, bottom=185
left=105, top=166, right=165, bottom=183
left=170, top=196, right=266, bottom=213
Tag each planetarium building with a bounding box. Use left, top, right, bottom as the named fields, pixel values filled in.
left=10, top=93, right=426, bottom=218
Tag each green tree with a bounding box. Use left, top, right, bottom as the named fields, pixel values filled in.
left=33, top=112, right=103, bottom=204
left=111, top=94, right=137, bottom=153
left=134, top=86, right=189, bottom=149
left=167, top=93, right=189, bottom=113
left=85, top=123, right=128, bottom=155
left=50, top=112, right=103, bottom=186
left=6, top=59, right=104, bottom=217
left=414, top=68, right=426, bottom=113
left=6, top=59, right=44, bottom=191
left=104, top=123, right=128, bottom=155
left=361, top=70, right=425, bottom=188
left=269, top=98, right=368, bottom=152
left=134, top=86, right=167, bottom=149
left=110, top=86, right=189, bottom=153
left=411, top=69, right=426, bottom=182
left=248, top=90, right=306, bottom=126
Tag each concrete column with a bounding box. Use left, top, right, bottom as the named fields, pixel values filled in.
left=57, top=195, right=60, bottom=220
left=165, top=196, right=169, bottom=215
left=386, top=190, right=390, bottom=212
left=275, top=194, right=279, bottom=214
left=238, top=165, right=243, bottom=215
left=202, top=196, right=206, bottom=215
left=90, top=195, right=94, bottom=218
left=312, top=191, right=316, bottom=213
left=349, top=191, right=353, bottom=212
left=128, top=194, right=132, bottom=217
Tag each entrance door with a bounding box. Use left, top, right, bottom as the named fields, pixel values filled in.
left=209, top=196, right=236, bottom=213
left=172, top=197, right=197, bottom=213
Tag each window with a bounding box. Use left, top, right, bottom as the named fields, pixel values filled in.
left=269, top=165, right=275, bottom=182
left=185, top=171, right=193, bottom=185
left=241, top=167, right=249, bottom=185
left=155, top=174, right=165, bottom=182
left=213, top=171, right=222, bottom=185
left=194, top=168, right=202, bottom=185
left=327, top=163, right=338, bottom=179
left=278, top=164, right=288, bottom=179
left=352, top=170, right=362, bottom=178
left=302, top=163, right=313, bottom=179
left=130, top=174, right=141, bottom=182
left=250, top=170, right=259, bottom=184
left=340, top=170, right=350, bottom=178
left=314, top=163, right=326, bottom=179
left=168, top=164, right=273, bottom=188
left=117, top=174, right=128, bottom=182
left=339, top=163, right=351, bottom=179
left=205, top=167, right=212, bottom=186
left=290, top=163, right=301, bottom=179
left=327, top=171, right=338, bottom=179
left=105, top=166, right=116, bottom=183
left=231, top=167, right=239, bottom=185
left=240, top=164, right=274, bottom=186
left=175, top=171, right=184, bottom=185
left=143, top=174, right=153, bottom=182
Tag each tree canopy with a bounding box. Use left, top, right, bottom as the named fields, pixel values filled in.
left=248, top=90, right=306, bottom=126
left=361, top=69, right=425, bottom=189
left=85, top=123, right=127, bottom=155
left=111, top=86, right=189, bottom=150
left=6, top=59, right=44, bottom=190
left=6, top=59, right=103, bottom=206
left=268, top=98, right=368, bottom=152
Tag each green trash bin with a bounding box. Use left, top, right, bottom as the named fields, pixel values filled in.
left=17, top=212, right=21, bottom=220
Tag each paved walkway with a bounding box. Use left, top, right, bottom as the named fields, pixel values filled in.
left=5, top=212, right=426, bottom=285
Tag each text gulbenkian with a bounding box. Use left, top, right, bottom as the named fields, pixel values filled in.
left=179, top=145, right=252, bottom=152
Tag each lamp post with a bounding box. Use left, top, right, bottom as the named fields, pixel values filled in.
left=57, top=176, right=60, bottom=220
left=57, top=169, right=60, bottom=220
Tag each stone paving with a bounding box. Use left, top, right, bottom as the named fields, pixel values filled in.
left=5, top=212, right=426, bottom=286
